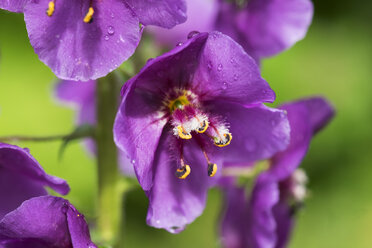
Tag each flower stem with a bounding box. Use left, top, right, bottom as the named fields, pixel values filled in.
left=96, top=73, right=123, bottom=247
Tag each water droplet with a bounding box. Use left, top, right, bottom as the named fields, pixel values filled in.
left=207, top=61, right=213, bottom=70
left=110, top=12, right=115, bottom=18
left=55, top=34, right=60, bottom=39
left=131, top=159, right=136, bottom=164
left=245, top=139, right=256, bottom=152
left=222, top=81, right=228, bottom=90
left=187, top=30, right=200, bottom=39
left=233, top=74, right=238, bottom=81
left=217, top=64, right=223, bottom=71
left=176, top=42, right=183, bottom=47
left=104, top=35, right=109, bottom=41
left=230, top=58, right=236, bottom=64
left=107, top=26, right=115, bottom=35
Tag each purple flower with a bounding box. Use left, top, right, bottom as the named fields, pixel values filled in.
left=113, top=31, right=290, bottom=232
left=55, top=79, right=135, bottom=176
left=0, top=143, right=70, bottom=219
left=220, top=97, right=334, bottom=248
left=0, top=0, right=187, bottom=81
left=149, top=0, right=313, bottom=61
left=0, top=195, right=97, bottom=248
left=148, top=0, right=219, bottom=46
left=216, top=0, right=313, bottom=60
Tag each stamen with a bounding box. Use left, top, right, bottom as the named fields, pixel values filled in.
left=214, top=133, right=232, bottom=147
left=46, top=1, right=55, bottom=17
left=175, top=164, right=191, bottom=179
left=176, top=125, right=192, bottom=139
left=197, top=119, right=209, bottom=133
left=202, top=149, right=217, bottom=177
left=83, top=6, right=94, bottom=23
left=207, top=163, right=217, bottom=177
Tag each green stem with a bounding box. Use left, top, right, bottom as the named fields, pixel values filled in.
left=96, top=73, right=123, bottom=247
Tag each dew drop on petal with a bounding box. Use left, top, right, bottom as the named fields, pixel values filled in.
left=207, top=61, right=213, bottom=70
left=108, top=26, right=115, bottom=35
left=176, top=42, right=183, bottom=46
left=104, top=35, right=109, bottom=41
left=131, top=159, right=136, bottom=165
left=110, top=12, right=115, bottom=18
left=217, top=64, right=223, bottom=71
left=222, top=81, right=228, bottom=90
left=233, top=74, right=238, bottom=81
left=187, top=30, right=200, bottom=39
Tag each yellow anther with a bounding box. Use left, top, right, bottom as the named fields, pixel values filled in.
left=46, top=1, right=55, bottom=17
left=207, top=163, right=217, bottom=177
left=214, top=133, right=232, bottom=147
left=197, top=120, right=209, bottom=133
left=83, top=7, right=94, bottom=23
left=176, top=165, right=191, bottom=179
left=177, top=126, right=192, bottom=140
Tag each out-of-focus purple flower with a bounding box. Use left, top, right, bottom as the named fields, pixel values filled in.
left=216, top=0, right=313, bottom=60
left=0, top=0, right=187, bottom=81
left=149, top=0, right=313, bottom=61
left=0, top=143, right=70, bottom=219
left=0, top=195, right=97, bottom=248
left=55, top=80, right=135, bottom=176
left=147, top=0, right=219, bottom=46
left=113, top=31, right=290, bottom=232
left=220, top=97, right=334, bottom=248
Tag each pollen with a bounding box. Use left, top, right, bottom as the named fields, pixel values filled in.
left=207, top=163, right=217, bottom=177
left=46, top=1, right=55, bottom=17
left=214, top=133, right=232, bottom=147
left=197, top=119, right=209, bottom=133
left=177, top=125, right=192, bottom=139
left=83, top=7, right=94, bottom=23
left=176, top=165, right=191, bottom=179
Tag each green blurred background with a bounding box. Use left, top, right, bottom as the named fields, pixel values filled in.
left=0, top=1, right=371, bottom=247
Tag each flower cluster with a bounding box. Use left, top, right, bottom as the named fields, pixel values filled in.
left=0, top=0, right=336, bottom=247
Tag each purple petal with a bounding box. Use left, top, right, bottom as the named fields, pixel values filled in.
left=209, top=103, right=290, bottom=166
left=0, top=0, right=27, bottom=12
left=216, top=0, right=313, bottom=59
left=147, top=0, right=218, bottom=46
left=193, top=31, right=275, bottom=105
left=23, top=0, right=141, bottom=81
left=120, top=32, right=209, bottom=97
left=295, top=97, right=335, bottom=134
left=246, top=174, right=279, bottom=248
left=0, top=196, right=96, bottom=248
left=126, top=0, right=187, bottom=28
left=272, top=201, right=294, bottom=248
left=270, top=97, right=335, bottom=180
left=220, top=187, right=249, bottom=248
left=0, top=143, right=70, bottom=219
left=146, top=134, right=215, bottom=233
left=114, top=85, right=167, bottom=191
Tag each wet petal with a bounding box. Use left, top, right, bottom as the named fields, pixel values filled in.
left=193, top=31, right=275, bottom=106
left=0, top=196, right=96, bottom=248
left=209, top=102, right=290, bottom=166
left=0, top=143, right=69, bottom=219
left=126, top=0, right=187, bottom=28
left=114, top=84, right=167, bottom=190
left=148, top=0, right=218, bottom=46
left=146, top=134, right=217, bottom=233
left=23, top=0, right=141, bottom=81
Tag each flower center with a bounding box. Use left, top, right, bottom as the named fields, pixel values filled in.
left=46, top=0, right=95, bottom=23
left=163, top=90, right=232, bottom=179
